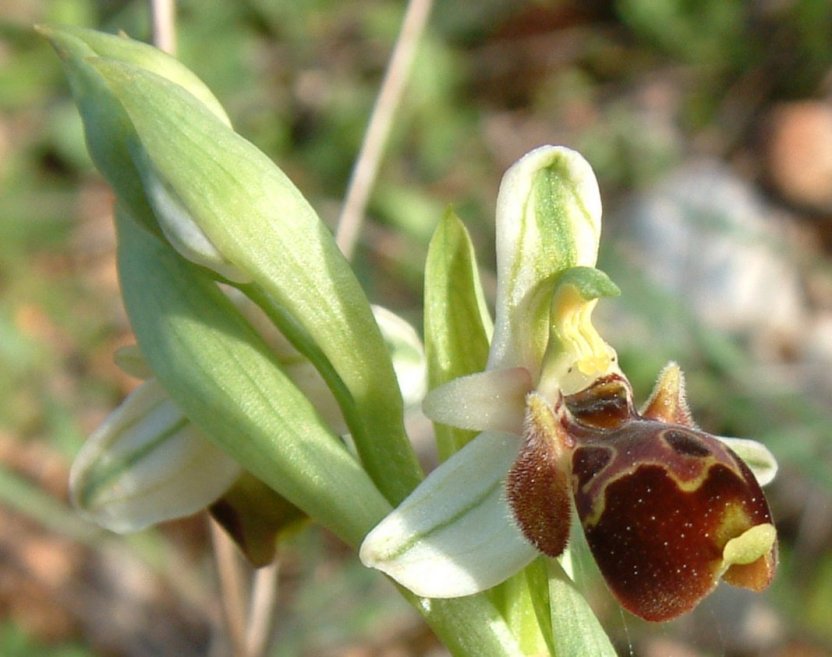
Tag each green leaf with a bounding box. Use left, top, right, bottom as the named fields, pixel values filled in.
left=116, top=205, right=391, bottom=547
left=489, top=568, right=549, bottom=655
left=424, top=209, right=492, bottom=459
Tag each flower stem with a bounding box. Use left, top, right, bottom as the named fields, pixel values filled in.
left=245, top=560, right=279, bottom=657
left=335, top=0, right=434, bottom=259
left=149, top=0, right=176, bottom=54
left=210, top=518, right=248, bottom=657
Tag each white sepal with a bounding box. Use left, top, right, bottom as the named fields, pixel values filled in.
left=359, top=431, right=537, bottom=598
left=715, top=436, right=778, bottom=487
left=70, top=379, right=241, bottom=533
left=489, top=146, right=602, bottom=375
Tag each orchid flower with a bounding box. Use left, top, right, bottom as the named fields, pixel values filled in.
left=360, top=146, right=778, bottom=622
left=44, top=21, right=780, bottom=651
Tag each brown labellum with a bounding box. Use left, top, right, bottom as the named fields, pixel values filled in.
left=564, top=364, right=777, bottom=622
left=571, top=422, right=775, bottom=621
left=505, top=362, right=776, bottom=621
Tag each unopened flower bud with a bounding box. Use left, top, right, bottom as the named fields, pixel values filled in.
left=70, top=379, right=241, bottom=533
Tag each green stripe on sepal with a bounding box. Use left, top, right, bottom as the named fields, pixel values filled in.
left=424, top=210, right=492, bottom=460
left=360, top=431, right=538, bottom=598
left=69, top=378, right=241, bottom=533
left=490, top=146, right=602, bottom=376
left=93, top=58, right=422, bottom=504
left=115, top=205, right=391, bottom=547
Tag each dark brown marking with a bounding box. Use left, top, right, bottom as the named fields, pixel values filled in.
left=664, top=430, right=711, bottom=458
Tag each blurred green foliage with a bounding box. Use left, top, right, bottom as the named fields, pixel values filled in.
left=0, top=622, right=92, bottom=657
left=617, top=0, right=832, bottom=126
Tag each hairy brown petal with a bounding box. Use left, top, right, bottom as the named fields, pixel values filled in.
left=640, top=362, right=695, bottom=427
left=506, top=393, right=574, bottom=557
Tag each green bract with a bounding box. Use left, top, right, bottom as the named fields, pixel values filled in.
left=103, top=59, right=422, bottom=503
left=41, top=24, right=422, bottom=504
left=117, top=205, right=391, bottom=546
left=37, top=25, right=230, bottom=235
left=37, top=25, right=230, bottom=121
left=71, top=292, right=430, bottom=535
left=423, top=210, right=493, bottom=459
left=69, top=293, right=431, bottom=538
